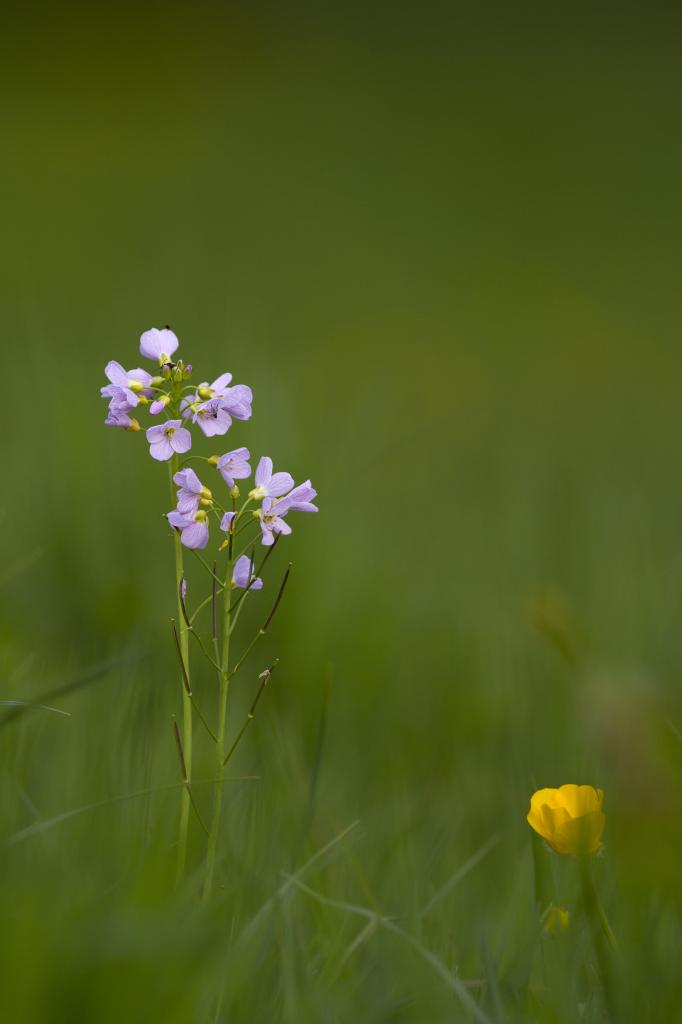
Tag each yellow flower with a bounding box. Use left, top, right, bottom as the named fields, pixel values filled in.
left=543, top=904, right=570, bottom=933
left=527, top=784, right=605, bottom=855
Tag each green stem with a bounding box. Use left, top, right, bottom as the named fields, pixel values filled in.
left=580, top=857, right=617, bottom=1019
left=170, top=457, right=192, bottom=885
left=203, top=553, right=233, bottom=900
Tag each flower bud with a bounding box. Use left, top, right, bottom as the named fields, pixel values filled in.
left=150, top=376, right=165, bottom=388
left=251, top=509, right=261, bottom=520
left=136, top=394, right=149, bottom=405
left=249, top=486, right=267, bottom=500
left=194, top=509, right=208, bottom=522
left=207, top=455, right=219, bottom=466
left=230, top=484, right=240, bottom=499
left=128, top=380, right=145, bottom=393
left=543, top=905, right=570, bottom=934
left=182, top=364, right=193, bottom=379
left=200, top=486, right=213, bottom=500
left=197, top=386, right=213, bottom=400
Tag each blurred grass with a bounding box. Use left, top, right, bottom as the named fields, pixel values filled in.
left=1, top=3, right=681, bottom=1021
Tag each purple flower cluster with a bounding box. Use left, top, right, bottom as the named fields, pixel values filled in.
left=102, top=327, right=318, bottom=552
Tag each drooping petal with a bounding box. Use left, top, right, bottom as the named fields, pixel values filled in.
left=168, top=509, right=193, bottom=529
left=231, top=551, right=262, bottom=590
left=105, top=408, right=133, bottom=428
left=173, top=468, right=202, bottom=494
left=222, top=384, right=253, bottom=420
left=220, top=511, right=236, bottom=532
left=181, top=520, right=209, bottom=549
left=103, top=383, right=138, bottom=408
left=260, top=523, right=275, bottom=546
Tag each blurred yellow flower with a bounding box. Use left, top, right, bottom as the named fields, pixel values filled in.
left=527, top=784, right=605, bottom=855
left=543, top=904, right=570, bottom=933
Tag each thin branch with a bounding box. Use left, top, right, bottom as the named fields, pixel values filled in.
left=222, top=660, right=279, bottom=766
left=173, top=719, right=210, bottom=834
left=211, top=561, right=218, bottom=640
left=171, top=620, right=191, bottom=695
left=187, top=627, right=222, bottom=673
left=262, top=563, right=291, bottom=631
left=178, top=577, right=191, bottom=628
left=190, top=585, right=226, bottom=626
left=173, top=719, right=188, bottom=780
left=190, top=550, right=224, bottom=586
left=228, top=564, right=291, bottom=679
left=189, top=694, right=219, bottom=744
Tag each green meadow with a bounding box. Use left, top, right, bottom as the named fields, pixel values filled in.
left=1, top=6, right=680, bottom=1021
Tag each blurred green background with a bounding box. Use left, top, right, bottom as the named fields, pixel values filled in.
left=1, top=3, right=681, bottom=1021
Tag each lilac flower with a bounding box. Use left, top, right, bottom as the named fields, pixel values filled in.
left=276, top=481, right=319, bottom=515
left=194, top=375, right=252, bottom=417
left=216, top=447, right=251, bottom=488
left=220, top=511, right=236, bottom=532
left=257, top=480, right=318, bottom=545
left=101, top=360, right=152, bottom=408
left=258, top=497, right=293, bottom=546
left=182, top=374, right=253, bottom=437
left=140, top=327, right=179, bottom=364
left=221, top=384, right=253, bottom=421
left=173, top=468, right=211, bottom=514
left=249, top=457, right=294, bottom=501
left=105, top=406, right=139, bottom=430
left=146, top=420, right=192, bottom=461
left=192, top=398, right=235, bottom=437
left=232, top=554, right=263, bottom=590
left=167, top=508, right=209, bottom=549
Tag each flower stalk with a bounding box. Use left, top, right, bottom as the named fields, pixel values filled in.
left=579, top=856, right=617, bottom=1019
left=100, top=325, right=318, bottom=894
left=170, top=457, right=193, bottom=885
left=202, top=546, right=234, bottom=901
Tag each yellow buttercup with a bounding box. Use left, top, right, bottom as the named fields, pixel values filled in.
left=527, top=784, right=605, bottom=855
